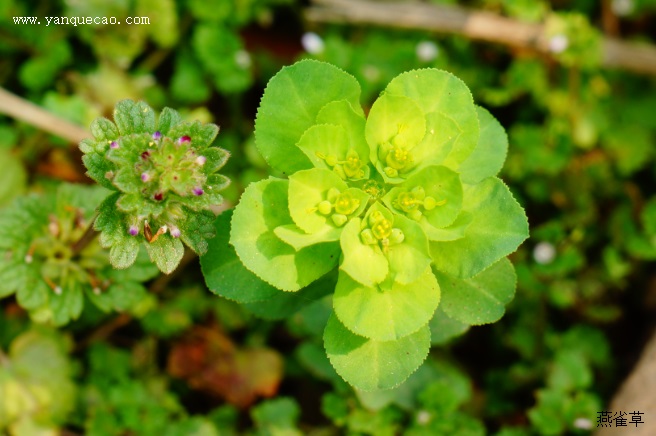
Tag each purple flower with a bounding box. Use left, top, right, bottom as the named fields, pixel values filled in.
left=195, top=155, right=206, bottom=166
left=141, top=172, right=151, bottom=182
left=170, top=226, right=181, bottom=238
left=193, top=187, right=204, bottom=196
left=110, top=141, right=119, bottom=149
left=152, top=131, right=162, bottom=140
left=129, top=225, right=139, bottom=236
left=178, top=135, right=191, bottom=144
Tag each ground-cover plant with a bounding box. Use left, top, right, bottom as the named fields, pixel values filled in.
left=201, top=59, right=529, bottom=391
left=0, top=100, right=230, bottom=327
left=80, top=100, right=230, bottom=274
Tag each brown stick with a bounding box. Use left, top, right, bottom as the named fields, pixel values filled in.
left=306, top=0, right=656, bottom=76
left=0, top=87, right=89, bottom=143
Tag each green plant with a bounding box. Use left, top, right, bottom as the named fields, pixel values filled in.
left=80, top=100, right=230, bottom=273
left=201, top=60, right=529, bottom=391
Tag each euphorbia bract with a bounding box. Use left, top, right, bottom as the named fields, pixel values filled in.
left=201, top=60, right=529, bottom=391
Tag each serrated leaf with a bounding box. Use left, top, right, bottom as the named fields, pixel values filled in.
left=145, top=234, right=184, bottom=274
left=434, top=258, right=516, bottom=325
left=458, top=106, right=508, bottom=184
left=242, top=272, right=336, bottom=320
left=113, top=100, right=156, bottom=135
left=385, top=69, right=479, bottom=169
left=255, top=59, right=362, bottom=175
left=201, top=211, right=280, bottom=303
left=333, top=268, right=440, bottom=341
left=156, top=107, right=183, bottom=135
left=179, top=209, right=215, bottom=255
left=109, top=236, right=140, bottom=270
left=82, top=152, right=117, bottom=191
left=230, top=178, right=340, bottom=291
left=324, top=314, right=430, bottom=391
left=90, top=117, right=120, bottom=142
left=167, top=121, right=219, bottom=149
left=429, top=307, right=470, bottom=345
left=430, top=177, right=528, bottom=278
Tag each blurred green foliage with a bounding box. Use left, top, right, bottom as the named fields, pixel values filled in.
left=2, top=0, right=656, bottom=434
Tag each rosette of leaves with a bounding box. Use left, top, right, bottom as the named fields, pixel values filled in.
left=0, top=184, right=159, bottom=326
left=201, top=60, right=529, bottom=391
left=80, top=100, right=230, bottom=273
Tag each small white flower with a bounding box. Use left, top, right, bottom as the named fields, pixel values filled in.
left=533, top=241, right=556, bottom=265
left=416, top=410, right=431, bottom=425
left=549, top=34, right=569, bottom=54
left=612, top=0, right=634, bottom=16
left=54, top=286, right=62, bottom=295
left=573, top=417, right=592, bottom=430
left=301, top=32, right=325, bottom=54
left=416, top=41, right=439, bottom=62
left=235, top=50, right=252, bottom=69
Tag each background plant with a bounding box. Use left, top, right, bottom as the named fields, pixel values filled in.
left=2, top=0, right=656, bottom=434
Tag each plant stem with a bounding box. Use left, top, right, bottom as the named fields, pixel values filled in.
left=71, top=214, right=98, bottom=257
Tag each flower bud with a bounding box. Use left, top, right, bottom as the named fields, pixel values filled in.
left=152, top=131, right=162, bottom=140
left=178, top=135, right=191, bottom=144
left=193, top=187, right=204, bottom=196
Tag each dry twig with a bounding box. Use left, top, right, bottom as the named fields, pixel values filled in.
left=306, top=0, right=656, bottom=76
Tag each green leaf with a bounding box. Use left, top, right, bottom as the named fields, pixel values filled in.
left=458, top=106, right=508, bottom=184
left=0, top=149, right=27, bottom=207
left=434, top=258, right=516, bottom=325
left=193, top=23, right=252, bottom=94
left=274, top=224, right=341, bottom=250
left=201, top=211, right=280, bottom=303
left=179, top=209, right=216, bottom=255
left=324, top=314, right=430, bottom=391
left=113, top=100, right=156, bottom=135
left=547, top=350, right=592, bottom=391
left=89, top=281, right=148, bottom=313
left=255, top=59, right=362, bottom=175
left=243, top=272, right=336, bottom=320
left=385, top=214, right=432, bottom=285
left=430, top=177, right=528, bottom=278
left=82, top=152, right=117, bottom=191
left=429, top=307, right=470, bottom=345
left=90, top=117, right=120, bottom=143
left=145, top=234, right=184, bottom=274
left=385, top=69, right=479, bottom=169
left=156, top=107, right=183, bottom=135
left=288, top=168, right=348, bottom=233
left=50, top=279, right=84, bottom=326
left=423, top=211, right=473, bottom=242
left=366, top=93, right=426, bottom=182
left=339, top=217, right=388, bottom=287
left=230, top=178, right=340, bottom=291
left=333, top=268, right=440, bottom=341
left=296, top=123, right=369, bottom=181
